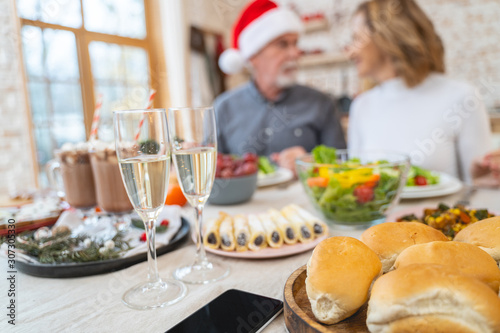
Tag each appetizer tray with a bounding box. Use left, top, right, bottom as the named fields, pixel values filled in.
left=284, top=265, right=368, bottom=332
left=201, top=205, right=329, bottom=259
left=16, top=218, right=189, bottom=278
left=205, top=234, right=327, bottom=259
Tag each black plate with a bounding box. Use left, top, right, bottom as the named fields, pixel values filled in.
left=16, top=218, right=190, bottom=278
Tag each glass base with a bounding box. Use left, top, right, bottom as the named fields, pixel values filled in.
left=174, top=261, right=230, bottom=284
left=122, top=278, right=187, bottom=310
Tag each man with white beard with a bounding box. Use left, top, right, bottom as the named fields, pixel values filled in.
left=215, top=0, right=346, bottom=171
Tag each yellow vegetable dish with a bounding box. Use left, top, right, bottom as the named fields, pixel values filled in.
left=397, top=203, right=495, bottom=240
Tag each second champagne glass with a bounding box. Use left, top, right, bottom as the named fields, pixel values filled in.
left=114, top=109, right=186, bottom=309
left=168, top=107, right=230, bottom=284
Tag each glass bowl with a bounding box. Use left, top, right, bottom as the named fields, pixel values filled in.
left=296, top=150, right=410, bottom=227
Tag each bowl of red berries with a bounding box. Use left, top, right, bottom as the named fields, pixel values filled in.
left=208, top=153, right=259, bottom=205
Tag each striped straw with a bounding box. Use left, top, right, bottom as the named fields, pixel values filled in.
left=145, top=89, right=156, bottom=109
left=89, top=94, right=103, bottom=141
left=134, top=89, right=156, bottom=141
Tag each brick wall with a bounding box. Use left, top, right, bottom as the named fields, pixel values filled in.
left=191, top=0, right=500, bottom=111
left=0, top=0, right=37, bottom=194
left=292, top=0, right=500, bottom=112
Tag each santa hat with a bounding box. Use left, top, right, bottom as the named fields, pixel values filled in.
left=218, top=0, right=303, bottom=75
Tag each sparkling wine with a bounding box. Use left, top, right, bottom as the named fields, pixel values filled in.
left=173, top=147, right=216, bottom=206
left=119, top=155, right=169, bottom=213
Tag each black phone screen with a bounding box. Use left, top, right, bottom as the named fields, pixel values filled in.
left=166, top=289, right=283, bottom=333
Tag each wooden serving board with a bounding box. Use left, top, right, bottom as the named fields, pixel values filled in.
left=284, top=265, right=369, bottom=332
left=0, top=215, right=60, bottom=236
left=0, top=195, right=33, bottom=208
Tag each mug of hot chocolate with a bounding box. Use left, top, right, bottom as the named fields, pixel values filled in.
left=89, top=141, right=133, bottom=216
left=46, top=142, right=118, bottom=239
left=46, top=142, right=97, bottom=211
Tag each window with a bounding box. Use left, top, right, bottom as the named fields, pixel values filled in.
left=17, top=0, right=160, bottom=184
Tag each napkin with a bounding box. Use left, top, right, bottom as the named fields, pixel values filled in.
left=123, top=206, right=182, bottom=257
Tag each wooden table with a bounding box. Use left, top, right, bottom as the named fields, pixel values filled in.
left=3, top=182, right=499, bottom=332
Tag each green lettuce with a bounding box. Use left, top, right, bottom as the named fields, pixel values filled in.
left=312, top=145, right=337, bottom=164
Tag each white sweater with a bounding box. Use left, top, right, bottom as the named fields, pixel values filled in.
left=348, top=73, right=492, bottom=184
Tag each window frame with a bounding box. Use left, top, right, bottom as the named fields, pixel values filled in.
left=18, top=0, right=165, bottom=143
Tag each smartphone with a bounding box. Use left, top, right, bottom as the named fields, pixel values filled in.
left=166, top=289, right=283, bottom=333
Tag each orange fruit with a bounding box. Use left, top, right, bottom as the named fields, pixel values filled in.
left=169, top=169, right=179, bottom=185
left=165, top=184, right=187, bottom=206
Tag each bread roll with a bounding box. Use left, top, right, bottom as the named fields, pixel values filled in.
left=361, top=222, right=448, bottom=272
left=219, top=214, right=235, bottom=251
left=233, top=214, right=250, bottom=252
left=259, top=213, right=283, bottom=248
left=367, top=264, right=500, bottom=333
left=306, top=237, right=382, bottom=325
left=202, top=215, right=224, bottom=249
left=281, top=206, right=313, bottom=243
left=288, top=204, right=328, bottom=237
left=268, top=208, right=297, bottom=245
left=394, top=241, right=500, bottom=293
left=247, top=214, right=267, bottom=251
left=454, top=216, right=500, bottom=265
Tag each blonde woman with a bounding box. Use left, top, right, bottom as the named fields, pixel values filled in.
left=347, top=0, right=492, bottom=184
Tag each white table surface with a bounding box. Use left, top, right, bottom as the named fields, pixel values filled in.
left=3, top=182, right=499, bottom=333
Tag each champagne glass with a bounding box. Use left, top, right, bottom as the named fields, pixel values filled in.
left=168, top=107, right=230, bottom=284
left=114, top=109, right=186, bottom=309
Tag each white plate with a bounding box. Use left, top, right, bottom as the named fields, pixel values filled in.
left=205, top=234, right=327, bottom=259
left=403, top=172, right=451, bottom=193
left=257, top=167, right=294, bottom=187
left=401, top=172, right=463, bottom=199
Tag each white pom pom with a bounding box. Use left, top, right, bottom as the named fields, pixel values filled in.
left=218, top=48, right=245, bottom=75
left=104, top=240, right=115, bottom=249
left=34, top=227, right=51, bottom=241
left=83, top=238, right=92, bottom=248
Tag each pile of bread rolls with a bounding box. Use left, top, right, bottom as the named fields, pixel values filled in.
left=305, top=217, right=500, bottom=332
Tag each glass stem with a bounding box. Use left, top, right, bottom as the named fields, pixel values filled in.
left=194, top=204, right=208, bottom=267
left=145, top=218, right=160, bottom=283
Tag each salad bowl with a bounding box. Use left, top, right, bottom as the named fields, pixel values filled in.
left=296, top=147, right=410, bottom=227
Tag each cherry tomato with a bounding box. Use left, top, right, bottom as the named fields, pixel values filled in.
left=415, top=175, right=428, bottom=186
left=354, top=185, right=374, bottom=203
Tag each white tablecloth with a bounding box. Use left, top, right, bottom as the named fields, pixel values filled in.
left=2, top=183, right=499, bottom=332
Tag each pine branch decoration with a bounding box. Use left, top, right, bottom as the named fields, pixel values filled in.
left=2, top=230, right=134, bottom=264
